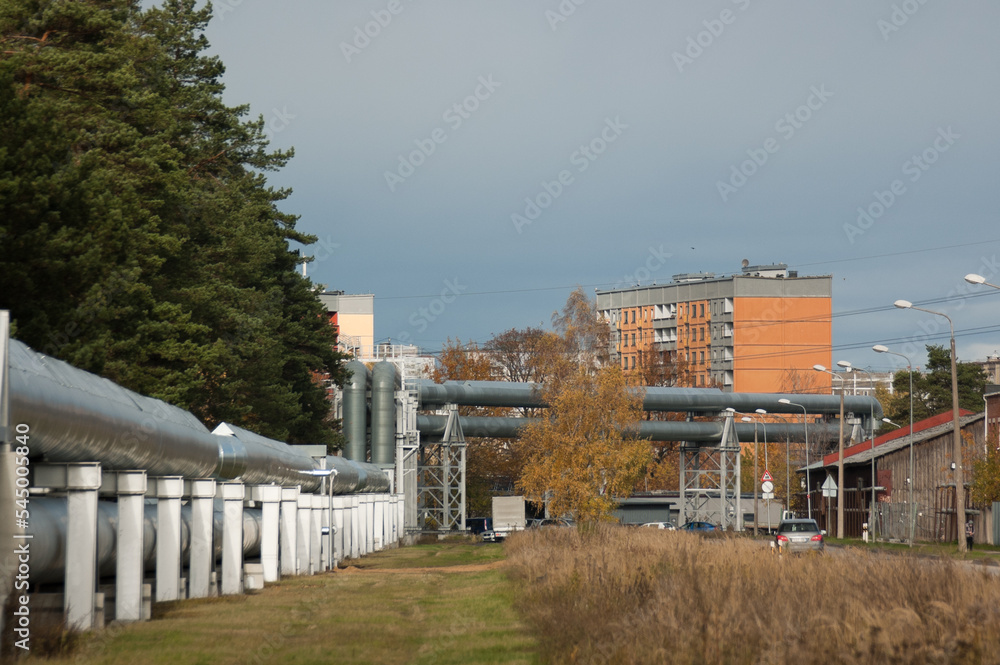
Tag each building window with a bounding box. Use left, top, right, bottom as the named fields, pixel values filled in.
left=631, top=333, right=636, bottom=347
left=631, top=356, right=636, bottom=370
left=699, top=303, right=705, bottom=317
left=699, top=351, right=705, bottom=365
left=699, top=327, right=705, bottom=341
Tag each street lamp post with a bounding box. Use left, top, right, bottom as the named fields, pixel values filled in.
left=874, top=344, right=915, bottom=547
left=755, top=409, right=770, bottom=531
left=814, top=362, right=851, bottom=539
left=779, top=398, right=811, bottom=519
left=841, top=363, right=878, bottom=539
left=741, top=416, right=759, bottom=536
left=894, top=299, right=966, bottom=552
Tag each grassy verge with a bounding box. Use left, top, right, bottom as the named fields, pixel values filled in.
left=505, top=525, right=1000, bottom=665
left=19, top=542, right=536, bottom=665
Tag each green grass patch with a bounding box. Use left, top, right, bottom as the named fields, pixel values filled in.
left=21, top=543, right=535, bottom=665
left=341, top=540, right=505, bottom=570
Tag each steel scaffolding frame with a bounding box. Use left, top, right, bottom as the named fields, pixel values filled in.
left=417, top=404, right=466, bottom=531
left=680, top=412, right=742, bottom=529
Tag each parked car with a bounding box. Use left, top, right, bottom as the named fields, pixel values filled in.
left=639, top=521, right=676, bottom=530
left=679, top=521, right=718, bottom=532
left=774, top=519, right=825, bottom=554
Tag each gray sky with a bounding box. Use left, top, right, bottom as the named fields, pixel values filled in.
left=199, top=0, right=1000, bottom=374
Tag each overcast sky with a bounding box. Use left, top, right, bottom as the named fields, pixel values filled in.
left=195, top=0, right=1000, bottom=374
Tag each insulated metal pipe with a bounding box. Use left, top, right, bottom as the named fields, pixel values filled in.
left=416, top=379, right=883, bottom=422
left=417, top=414, right=845, bottom=443
left=371, top=362, right=396, bottom=466
left=342, top=360, right=369, bottom=462
left=26, top=497, right=263, bottom=584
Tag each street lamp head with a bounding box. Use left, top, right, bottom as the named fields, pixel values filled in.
left=755, top=408, right=767, bottom=415
left=725, top=407, right=736, bottom=413
left=965, top=273, right=986, bottom=285
left=836, top=360, right=852, bottom=370
left=741, top=416, right=752, bottom=423
left=882, top=417, right=899, bottom=427
left=777, top=398, right=791, bottom=405
left=873, top=344, right=889, bottom=353
left=812, top=364, right=827, bottom=372
left=894, top=299, right=913, bottom=309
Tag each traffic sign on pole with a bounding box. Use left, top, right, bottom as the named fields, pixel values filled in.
left=761, top=470, right=773, bottom=483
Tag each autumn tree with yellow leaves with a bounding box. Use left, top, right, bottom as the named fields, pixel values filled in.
left=517, top=365, right=652, bottom=522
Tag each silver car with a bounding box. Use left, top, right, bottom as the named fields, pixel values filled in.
left=774, top=519, right=825, bottom=554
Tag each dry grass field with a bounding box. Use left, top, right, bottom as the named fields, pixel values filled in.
left=505, top=526, right=1000, bottom=665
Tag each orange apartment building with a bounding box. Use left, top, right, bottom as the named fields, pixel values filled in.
left=596, top=263, right=832, bottom=393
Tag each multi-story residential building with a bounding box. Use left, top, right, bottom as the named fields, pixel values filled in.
left=596, top=262, right=832, bottom=393
left=318, top=291, right=374, bottom=357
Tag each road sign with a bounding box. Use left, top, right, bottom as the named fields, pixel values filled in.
left=761, top=481, right=774, bottom=494
left=821, top=475, right=837, bottom=498
left=761, top=470, right=773, bottom=483
left=762, top=492, right=774, bottom=500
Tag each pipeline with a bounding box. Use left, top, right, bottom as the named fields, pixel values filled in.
left=417, top=414, right=848, bottom=443
left=9, top=339, right=389, bottom=493
left=415, top=379, right=883, bottom=421
left=26, top=497, right=263, bottom=584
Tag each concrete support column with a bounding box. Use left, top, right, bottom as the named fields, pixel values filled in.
left=279, top=487, right=299, bottom=576
left=296, top=493, right=313, bottom=575
left=310, top=495, right=322, bottom=574
left=35, top=463, right=102, bottom=631
left=149, top=476, right=184, bottom=602
left=374, top=496, right=384, bottom=551
left=350, top=494, right=364, bottom=559
left=331, top=496, right=345, bottom=566
left=324, top=495, right=334, bottom=569
left=217, top=482, right=245, bottom=595
left=251, top=485, right=281, bottom=583
left=389, top=494, right=399, bottom=545
left=397, top=493, right=405, bottom=544
left=383, top=495, right=392, bottom=547
left=186, top=479, right=216, bottom=598
left=365, top=495, right=375, bottom=555
left=101, top=470, right=147, bottom=622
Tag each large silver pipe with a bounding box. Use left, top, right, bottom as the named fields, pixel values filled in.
left=27, top=497, right=263, bottom=584
left=10, top=340, right=224, bottom=479
left=417, top=414, right=844, bottom=443
left=10, top=339, right=390, bottom=494
left=342, top=360, right=369, bottom=462
left=370, top=362, right=396, bottom=466
left=416, top=379, right=883, bottom=421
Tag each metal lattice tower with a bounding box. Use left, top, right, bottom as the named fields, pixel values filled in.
left=680, top=412, right=742, bottom=529
left=416, top=404, right=466, bottom=531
